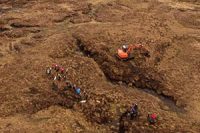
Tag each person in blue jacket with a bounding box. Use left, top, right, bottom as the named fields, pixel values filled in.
left=75, top=87, right=81, bottom=95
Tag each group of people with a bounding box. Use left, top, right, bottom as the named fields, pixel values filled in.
left=46, top=64, right=81, bottom=95
left=46, top=64, right=158, bottom=125
left=125, top=103, right=158, bottom=124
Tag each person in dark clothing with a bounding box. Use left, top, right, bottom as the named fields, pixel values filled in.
left=65, top=80, right=73, bottom=89
left=119, top=110, right=130, bottom=133
left=130, top=103, right=138, bottom=119
left=52, top=82, right=58, bottom=91
left=63, top=85, right=69, bottom=91
left=63, top=80, right=72, bottom=91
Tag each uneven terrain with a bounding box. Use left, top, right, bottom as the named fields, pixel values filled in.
left=0, top=0, right=200, bottom=132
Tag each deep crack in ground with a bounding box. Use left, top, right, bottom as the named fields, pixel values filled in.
left=74, top=36, right=185, bottom=114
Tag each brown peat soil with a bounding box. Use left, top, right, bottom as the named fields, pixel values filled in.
left=0, top=0, right=200, bottom=132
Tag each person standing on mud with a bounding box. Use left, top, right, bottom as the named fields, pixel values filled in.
left=72, top=84, right=82, bottom=101
left=52, top=64, right=60, bottom=72
left=52, top=81, right=58, bottom=91
left=147, top=113, right=158, bottom=124
left=119, top=112, right=130, bottom=133
left=60, top=67, right=65, bottom=74
left=63, top=80, right=73, bottom=91
left=130, top=103, right=138, bottom=119
left=57, top=73, right=62, bottom=81
left=60, top=67, right=67, bottom=81
left=46, top=67, right=52, bottom=75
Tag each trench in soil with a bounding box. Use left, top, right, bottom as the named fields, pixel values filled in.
left=73, top=36, right=185, bottom=114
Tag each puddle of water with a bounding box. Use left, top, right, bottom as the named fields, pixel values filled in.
left=142, top=88, right=185, bottom=113
left=114, top=81, right=186, bottom=114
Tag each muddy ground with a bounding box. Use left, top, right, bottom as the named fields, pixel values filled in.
left=0, top=0, right=200, bottom=132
